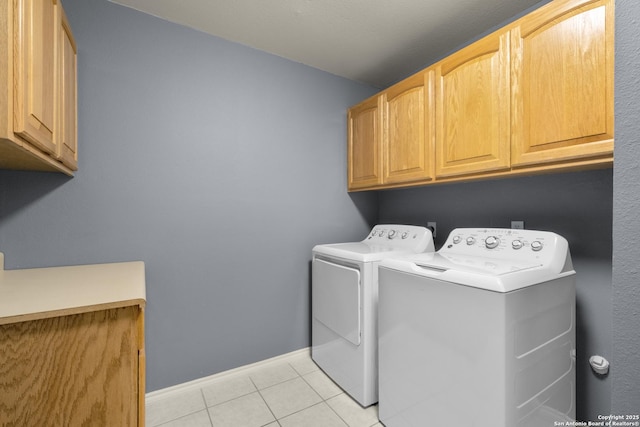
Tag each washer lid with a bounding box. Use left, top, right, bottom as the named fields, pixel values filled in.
left=418, top=252, right=543, bottom=276
left=380, top=252, right=574, bottom=293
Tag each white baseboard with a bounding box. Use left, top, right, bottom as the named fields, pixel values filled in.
left=146, top=347, right=311, bottom=403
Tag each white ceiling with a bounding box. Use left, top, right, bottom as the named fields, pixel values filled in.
left=108, top=0, right=548, bottom=88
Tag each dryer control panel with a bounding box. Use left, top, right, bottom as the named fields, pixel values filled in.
left=365, top=224, right=434, bottom=252
left=442, top=228, right=569, bottom=267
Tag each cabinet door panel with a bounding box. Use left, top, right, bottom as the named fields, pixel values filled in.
left=436, top=31, right=510, bottom=178
left=348, top=96, right=382, bottom=190
left=13, top=0, right=57, bottom=154
left=56, top=5, right=78, bottom=170
left=0, top=307, right=139, bottom=426
left=511, top=0, right=613, bottom=166
left=383, top=71, right=434, bottom=184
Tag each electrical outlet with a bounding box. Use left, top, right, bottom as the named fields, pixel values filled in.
left=511, top=220, right=525, bottom=229
left=427, top=221, right=437, bottom=238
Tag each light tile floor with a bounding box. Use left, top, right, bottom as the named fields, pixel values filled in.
left=146, top=351, right=382, bottom=427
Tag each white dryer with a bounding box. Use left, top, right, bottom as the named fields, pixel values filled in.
left=378, top=228, right=576, bottom=427
left=312, top=224, right=434, bottom=407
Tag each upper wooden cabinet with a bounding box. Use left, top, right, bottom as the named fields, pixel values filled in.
left=348, top=71, right=435, bottom=191
left=346, top=0, right=613, bottom=191
left=436, top=30, right=511, bottom=178
left=383, top=70, right=435, bottom=185
left=348, top=95, right=382, bottom=190
left=0, top=0, right=78, bottom=175
left=511, top=0, right=614, bottom=167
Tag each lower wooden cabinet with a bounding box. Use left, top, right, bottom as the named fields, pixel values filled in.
left=0, top=305, right=145, bottom=426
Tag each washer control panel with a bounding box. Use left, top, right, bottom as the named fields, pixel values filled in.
left=441, top=228, right=565, bottom=263
left=365, top=224, right=434, bottom=251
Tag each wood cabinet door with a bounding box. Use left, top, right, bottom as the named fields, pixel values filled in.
left=0, top=307, right=140, bottom=426
left=435, top=31, right=511, bottom=178
left=56, top=5, right=78, bottom=170
left=382, top=70, right=435, bottom=185
left=348, top=96, right=382, bottom=190
left=13, top=0, right=58, bottom=155
left=511, top=0, right=614, bottom=167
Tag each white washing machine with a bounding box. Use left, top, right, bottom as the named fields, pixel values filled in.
left=312, top=224, right=434, bottom=407
left=378, top=228, right=576, bottom=427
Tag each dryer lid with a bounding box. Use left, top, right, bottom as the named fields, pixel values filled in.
left=313, top=242, right=414, bottom=263
left=312, top=224, right=435, bottom=263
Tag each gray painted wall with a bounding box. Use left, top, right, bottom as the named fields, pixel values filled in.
left=0, top=0, right=637, bottom=417
left=377, top=169, right=613, bottom=421
left=612, top=0, right=640, bottom=414
left=0, top=0, right=377, bottom=391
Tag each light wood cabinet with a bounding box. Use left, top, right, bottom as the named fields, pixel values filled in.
left=436, top=30, right=510, bottom=178
left=511, top=0, right=614, bottom=167
left=348, top=96, right=382, bottom=190
left=348, top=71, right=435, bottom=190
left=0, top=0, right=78, bottom=175
left=383, top=70, right=435, bottom=185
left=346, top=0, right=614, bottom=191
left=0, top=257, right=146, bottom=426
left=0, top=307, right=144, bottom=426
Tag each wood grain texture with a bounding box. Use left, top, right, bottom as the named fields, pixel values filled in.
left=435, top=30, right=511, bottom=178
left=0, top=307, right=140, bottom=426
left=348, top=95, right=382, bottom=190
left=382, top=70, right=435, bottom=185
left=13, top=0, right=58, bottom=154
left=348, top=156, right=612, bottom=192
left=0, top=138, right=73, bottom=174
left=136, top=308, right=145, bottom=427
left=346, top=0, right=614, bottom=192
left=0, top=0, right=75, bottom=175
left=56, top=4, right=78, bottom=170
left=511, top=0, right=614, bottom=166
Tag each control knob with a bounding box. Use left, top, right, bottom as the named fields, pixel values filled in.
left=466, top=236, right=476, bottom=245
left=388, top=230, right=397, bottom=239
left=452, top=236, right=462, bottom=244
left=485, top=236, right=500, bottom=249
left=512, top=240, right=523, bottom=250
left=531, top=241, right=543, bottom=252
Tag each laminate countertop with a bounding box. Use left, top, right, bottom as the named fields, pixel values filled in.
left=0, top=253, right=146, bottom=325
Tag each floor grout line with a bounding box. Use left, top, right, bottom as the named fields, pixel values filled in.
left=146, top=352, right=381, bottom=427
left=199, top=388, right=214, bottom=427
left=252, top=375, right=280, bottom=426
